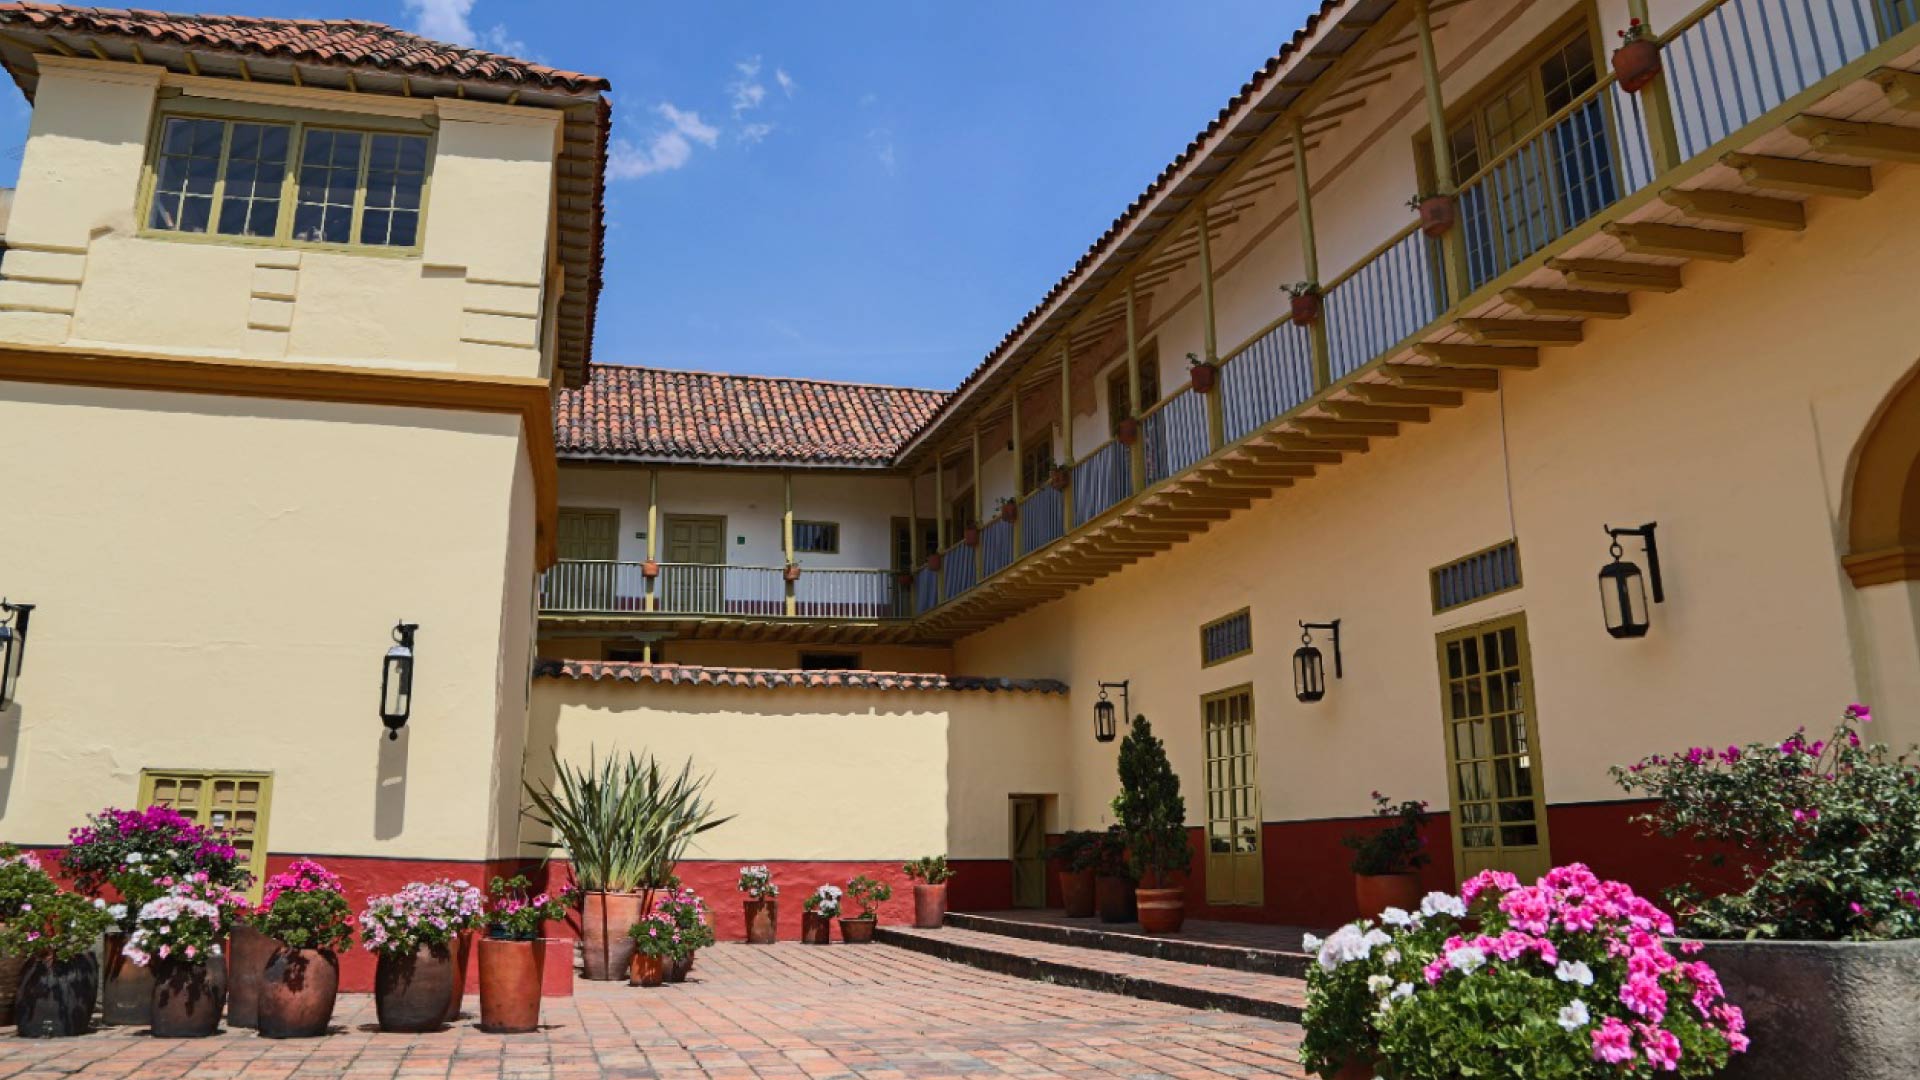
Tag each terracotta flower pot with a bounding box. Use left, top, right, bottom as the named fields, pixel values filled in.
left=743, top=898, right=778, bottom=944
left=628, top=952, right=666, bottom=988
left=477, top=937, right=543, bottom=1034
left=998, top=502, right=1018, bottom=524
left=926, top=552, right=943, bottom=572
left=1116, top=417, right=1140, bottom=446
left=1094, top=875, right=1137, bottom=924
left=1335, top=1058, right=1377, bottom=1080
left=800, top=911, right=832, bottom=945
left=226, top=923, right=278, bottom=1029
left=14, top=954, right=99, bottom=1038
left=1418, top=195, right=1456, bottom=238
left=1354, top=873, right=1425, bottom=919
left=641, top=559, right=660, bottom=579
left=912, top=883, right=948, bottom=929
left=1290, top=292, right=1322, bottom=327
left=256, top=947, right=339, bottom=1040
left=579, top=891, right=644, bottom=981
left=1189, top=363, right=1218, bottom=394
left=783, top=563, right=802, bottom=583
left=1049, top=468, right=1071, bottom=492
left=667, top=953, right=692, bottom=982
left=0, top=952, right=24, bottom=1027
left=1136, top=887, right=1186, bottom=935
left=101, top=930, right=154, bottom=1026
left=445, top=929, right=476, bottom=1023
left=895, top=572, right=915, bottom=589
left=151, top=956, right=226, bottom=1038
left=1060, top=869, right=1097, bottom=918
left=839, top=917, right=877, bottom=944
left=1613, top=39, right=1662, bottom=93
left=963, top=526, right=981, bottom=547
left=374, top=942, right=455, bottom=1033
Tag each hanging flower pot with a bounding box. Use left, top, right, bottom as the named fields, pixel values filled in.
left=1116, top=417, right=1140, bottom=446
left=1188, top=358, right=1219, bottom=394
left=1049, top=466, right=1071, bottom=492
left=783, top=562, right=802, bottom=584
left=997, top=500, right=1018, bottom=524
left=226, top=922, right=278, bottom=1029
left=894, top=571, right=915, bottom=589
left=1612, top=21, right=1661, bottom=92
left=150, top=956, right=226, bottom=1039
left=925, top=551, right=943, bottom=573
left=641, top=559, right=660, bottom=580
left=1416, top=195, right=1455, bottom=238
left=476, top=937, right=542, bottom=1034
left=101, top=931, right=155, bottom=1026
left=374, top=943, right=456, bottom=1033
left=963, top=525, right=981, bottom=548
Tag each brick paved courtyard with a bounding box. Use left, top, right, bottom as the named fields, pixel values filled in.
left=0, top=944, right=1312, bottom=1079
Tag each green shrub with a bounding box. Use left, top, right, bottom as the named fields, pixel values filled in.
left=1114, top=714, right=1190, bottom=887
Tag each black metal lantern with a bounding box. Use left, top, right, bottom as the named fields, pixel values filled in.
left=1294, top=620, right=1342, bottom=703
left=380, top=621, right=419, bottom=739
left=1599, top=523, right=1663, bottom=639
left=1093, top=680, right=1129, bottom=743
left=0, top=600, right=33, bottom=710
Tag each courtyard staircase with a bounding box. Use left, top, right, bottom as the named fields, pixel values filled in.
left=876, top=911, right=1316, bottom=1022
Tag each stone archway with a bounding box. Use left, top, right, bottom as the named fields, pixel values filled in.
left=1846, top=363, right=1920, bottom=587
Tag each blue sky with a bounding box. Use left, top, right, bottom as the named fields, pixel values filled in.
left=0, top=0, right=1319, bottom=388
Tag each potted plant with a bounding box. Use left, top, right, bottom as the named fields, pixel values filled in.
left=227, top=911, right=279, bottom=1030
left=963, top=522, right=981, bottom=547
left=926, top=551, right=943, bottom=573
left=359, top=879, right=483, bottom=1032
left=1299, top=865, right=1747, bottom=1080
left=1612, top=703, right=1919, bottom=1078
left=1343, top=791, right=1431, bottom=919
left=253, top=860, right=354, bottom=1039
left=1613, top=18, right=1661, bottom=93
left=1285, top=281, right=1323, bottom=326
left=653, top=884, right=713, bottom=981
left=738, top=865, right=780, bottom=944
left=626, top=911, right=682, bottom=988
left=0, top=854, right=112, bottom=1038
left=894, top=570, right=915, bottom=589
left=1115, top=714, right=1191, bottom=934
left=783, top=561, right=802, bottom=583
left=1408, top=192, right=1455, bottom=238
left=523, top=750, right=730, bottom=981
left=123, top=874, right=247, bottom=1038
left=904, top=856, right=955, bottom=929
left=840, top=875, right=892, bottom=943
left=1045, top=832, right=1101, bottom=918
left=1115, top=416, right=1140, bottom=446
left=1049, top=463, right=1071, bottom=491
left=61, top=805, right=249, bottom=1027
left=996, top=497, right=1018, bottom=524
left=801, top=884, right=840, bottom=945
left=477, top=875, right=568, bottom=1033
left=0, top=847, right=49, bottom=1027
left=1186, top=352, right=1218, bottom=394
left=1092, top=827, right=1136, bottom=924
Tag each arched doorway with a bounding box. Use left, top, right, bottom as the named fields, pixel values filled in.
left=1846, top=365, right=1920, bottom=586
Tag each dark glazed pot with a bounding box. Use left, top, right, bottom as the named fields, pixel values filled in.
left=1094, top=875, right=1137, bottom=924
left=0, top=953, right=24, bottom=1027
left=477, top=937, right=543, bottom=1034
left=374, top=943, right=454, bottom=1033
left=14, top=954, right=99, bottom=1038
left=1061, top=869, right=1097, bottom=918
left=151, top=956, right=226, bottom=1038
left=256, top=947, right=338, bottom=1039
left=101, top=931, right=154, bottom=1026
left=226, top=923, right=278, bottom=1029
left=666, top=953, right=691, bottom=983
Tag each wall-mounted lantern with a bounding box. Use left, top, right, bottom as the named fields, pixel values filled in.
left=380, top=621, right=419, bottom=739
left=1294, top=620, right=1342, bottom=703
left=1094, top=680, right=1129, bottom=743
left=0, top=600, right=35, bottom=709
left=1599, top=523, right=1664, bottom=639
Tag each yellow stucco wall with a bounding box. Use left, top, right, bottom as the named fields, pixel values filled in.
left=526, top=679, right=1070, bottom=861
left=955, top=164, right=1920, bottom=835
left=0, top=57, right=560, bottom=379
left=0, top=381, right=539, bottom=860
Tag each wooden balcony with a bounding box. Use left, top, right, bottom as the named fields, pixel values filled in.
left=540, top=561, right=924, bottom=643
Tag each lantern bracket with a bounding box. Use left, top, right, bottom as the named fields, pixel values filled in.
left=1299, top=620, right=1342, bottom=679
left=0, top=600, right=33, bottom=661
left=392, top=621, right=420, bottom=649
left=1097, top=680, right=1131, bottom=716
left=1603, top=523, right=1664, bottom=604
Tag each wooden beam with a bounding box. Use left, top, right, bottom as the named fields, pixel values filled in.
left=1347, top=382, right=1464, bottom=407
left=1604, top=222, right=1745, bottom=262
left=1323, top=400, right=1431, bottom=423
left=1203, top=461, right=1317, bottom=479
left=1721, top=153, right=1872, bottom=199
left=1786, top=114, right=1920, bottom=164
left=1502, top=288, right=1632, bottom=319
left=1267, top=433, right=1372, bottom=453
left=1660, top=187, right=1805, bottom=231
left=1871, top=67, right=1920, bottom=112
left=1291, top=417, right=1400, bottom=437
left=1412, top=342, right=1539, bottom=368
left=1235, top=445, right=1345, bottom=464
left=1458, top=319, right=1583, bottom=347
left=1383, top=364, right=1499, bottom=391
left=1547, top=258, right=1684, bottom=293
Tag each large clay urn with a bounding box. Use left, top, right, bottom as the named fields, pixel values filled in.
left=256, top=947, right=339, bottom=1039
left=912, top=883, right=949, bottom=929
left=150, top=956, right=226, bottom=1038
left=477, top=937, right=543, bottom=1034
left=374, top=942, right=455, bottom=1033
left=579, top=891, right=645, bottom=981
left=1354, top=873, right=1423, bottom=919
left=1136, top=887, right=1186, bottom=935
left=14, top=955, right=100, bottom=1038
left=1060, top=868, right=1097, bottom=918
left=100, top=931, right=154, bottom=1026
left=225, top=923, right=278, bottom=1029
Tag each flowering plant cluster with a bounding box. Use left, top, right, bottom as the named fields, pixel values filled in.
left=804, top=884, right=843, bottom=918
left=737, top=865, right=778, bottom=899
left=1613, top=704, right=1920, bottom=941
left=486, top=875, right=569, bottom=941
left=122, top=874, right=247, bottom=967
left=254, top=859, right=355, bottom=952
left=844, top=874, right=892, bottom=920
left=626, top=910, right=690, bottom=959
left=62, top=805, right=248, bottom=930
left=1300, top=864, right=1746, bottom=1079
left=358, top=879, right=485, bottom=956
left=1343, top=791, right=1433, bottom=877
left=654, top=885, right=715, bottom=951
left=0, top=847, right=113, bottom=962
left=904, top=855, right=955, bottom=885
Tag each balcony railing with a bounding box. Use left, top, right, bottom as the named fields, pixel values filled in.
left=1325, top=225, right=1449, bottom=378
left=1222, top=318, right=1315, bottom=443
left=540, top=561, right=904, bottom=619
left=1020, top=484, right=1066, bottom=553
left=980, top=517, right=1016, bottom=578
left=1072, top=439, right=1132, bottom=527
left=1143, top=385, right=1210, bottom=484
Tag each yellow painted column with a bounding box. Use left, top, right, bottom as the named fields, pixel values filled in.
left=971, top=425, right=985, bottom=580
left=1629, top=0, right=1683, bottom=175
left=782, top=470, right=796, bottom=616
left=644, top=468, right=659, bottom=613
left=907, top=471, right=920, bottom=616
left=934, top=455, right=947, bottom=604
left=1010, top=388, right=1025, bottom=560
left=1292, top=119, right=1333, bottom=393
left=1414, top=0, right=1469, bottom=307
left=1197, top=203, right=1226, bottom=453
left=1125, top=281, right=1147, bottom=492
left=1059, top=346, right=1074, bottom=533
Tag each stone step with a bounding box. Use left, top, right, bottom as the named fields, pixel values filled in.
left=943, top=911, right=1313, bottom=979
left=875, top=924, right=1308, bottom=1024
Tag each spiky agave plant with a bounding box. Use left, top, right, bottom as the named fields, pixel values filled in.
left=522, top=750, right=732, bottom=895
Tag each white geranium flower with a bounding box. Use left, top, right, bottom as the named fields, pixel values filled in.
left=126, top=852, right=144, bottom=864
left=1444, top=945, right=1486, bottom=974
left=1390, top=982, right=1414, bottom=1002
left=1301, top=932, right=1323, bottom=953
left=1316, top=925, right=1385, bottom=973
left=1419, top=891, right=1467, bottom=918
left=1554, top=960, right=1595, bottom=987
left=1366, top=974, right=1392, bottom=994
left=1383, top=947, right=1401, bottom=965
left=1379, top=906, right=1419, bottom=928
left=1557, top=1000, right=1591, bottom=1031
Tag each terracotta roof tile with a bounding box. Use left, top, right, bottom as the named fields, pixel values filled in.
left=555, top=365, right=948, bottom=466
left=0, top=4, right=609, bottom=92
left=534, top=659, right=1067, bottom=695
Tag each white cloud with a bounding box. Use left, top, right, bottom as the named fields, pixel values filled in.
left=730, top=56, right=767, bottom=116
left=869, top=127, right=897, bottom=175
left=775, top=68, right=796, bottom=97
left=738, top=122, right=775, bottom=145
left=606, top=104, right=720, bottom=180
left=402, top=0, right=527, bottom=56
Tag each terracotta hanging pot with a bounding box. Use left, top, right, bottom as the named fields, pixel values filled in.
left=101, top=931, right=154, bottom=1026
left=1613, top=39, right=1662, bottom=93
left=894, top=571, right=915, bottom=589
left=579, top=891, right=645, bottom=981
left=1188, top=362, right=1218, bottom=394
left=150, top=956, right=226, bottom=1039
left=912, top=884, right=948, bottom=930
left=963, top=525, right=981, bottom=547
left=14, top=954, right=99, bottom=1038
left=476, top=937, right=543, bottom=1034
left=800, top=911, right=832, bottom=945
left=1135, top=887, right=1186, bottom=935
left=374, top=943, right=455, bottom=1033
left=1354, top=873, right=1425, bottom=919
left=1116, top=417, right=1140, bottom=446
left=998, top=502, right=1018, bottom=524
left=445, top=929, right=476, bottom=1023
left=1049, top=467, right=1071, bottom=492
left=1290, top=292, right=1323, bottom=327
left=743, top=899, right=778, bottom=944
left=925, top=552, right=943, bottom=573
left=783, top=563, right=802, bottom=583
left=226, top=923, right=278, bottom=1029
left=628, top=952, right=666, bottom=988
left=838, top=917, right=877, bottom=944
left=1060, top=869, right=1097, bottom=919
left=641, top=559, right=660, bottom=579
left=257, top=947, right=339, bottom=1040
left=1418, top=195, right=1456, bottom=238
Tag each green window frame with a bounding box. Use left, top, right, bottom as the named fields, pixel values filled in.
left=139, top=98, right=434, bottom=255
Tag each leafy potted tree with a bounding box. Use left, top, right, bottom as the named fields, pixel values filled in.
left=1045, top=832, right=1101, bottom=918
left=1092, top=827, right=1136, bottom=924
left=253, top=859, right=355, bottom=1040
left=523, top=750, right=730, bottom=981
left=477, top=875, right=568, bottom=1034
left=1115, top=714, right=1192, bottom=934
left=0, top=855, right=112, bottom=1038
left=801, top=885, right=840, bottom=945
left=839, top=875, right=893, bottom=943
left=124, top=875, right=248, bottom=1038
left=654, top=883, right=713, bottom=981
left=1285, top=281, right=1323, bottom=326
left=738, top=865, right=780, bottom=944
left=626, top=911, right=683, bottom=988
left=904, top=856, right=954, bottom=929
left=359, top=879, right=484, bottom=1033
left=1343, top=792, right=1431, bottom=919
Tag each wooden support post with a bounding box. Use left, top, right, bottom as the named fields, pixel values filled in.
left=971, top=425, right=985, bottom=580
left=644, top=468, right=658, bottom=612
left=1630, top=0, right=1684, bottom=175
left=1413, top=0, right=1469, bottom=306
left=782, top=471, right=796, bottom=616
left=934, top=455, right=947, bottom=603
left=907, top=471, right=920, bottom=615
left=1291, top=119, right=1332, bottom=393
left=1010, top=388, right=1024, bottom=559
left=1124, top=282, right=1147, bottom=493
left=1197, top=202, right=1226, bottom=453
left=1059, top=344, right=1075, bottom=532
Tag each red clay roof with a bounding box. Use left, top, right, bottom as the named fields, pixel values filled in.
left=535, top=659, right=1067, bottom=694
left=556, top=365, right=949, bottom=467
left=0, top=4, right=609, bottom=92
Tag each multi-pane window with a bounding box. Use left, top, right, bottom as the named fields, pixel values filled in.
left=1019, top=441, right=1053, bottom=495
left=1438, top=617, right=1550, bottom=881
left=793, top=521, right=839, bottom=554
left=140, top=769, right=272, bottom=901
left=1202, top=686, right=1262, bottom=906
left=146, top=111, right=429, bottom=251
left=1200, top=609, right=1253, bottom=667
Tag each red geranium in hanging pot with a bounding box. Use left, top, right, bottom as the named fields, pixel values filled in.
left=1411, top=193, right=1455, bottom=238
left=1286, top=281, right=1323, bottom=327
left=1186, top=352, right=1218, bottom=394
left=963, top=524, right=981, bottom=547
left=1612, top=19, right=1662, bottom=93
left=1116, top=417, right=1140, bottom=446
left=997, top=498, right=1018, bottom=524
left=1049, top=465, right=1071, bottom=491
left=926, top=551, right=943, bottom=572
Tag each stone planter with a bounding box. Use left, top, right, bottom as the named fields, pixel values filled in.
left=1686, top=937, right=1920, bottom=1080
